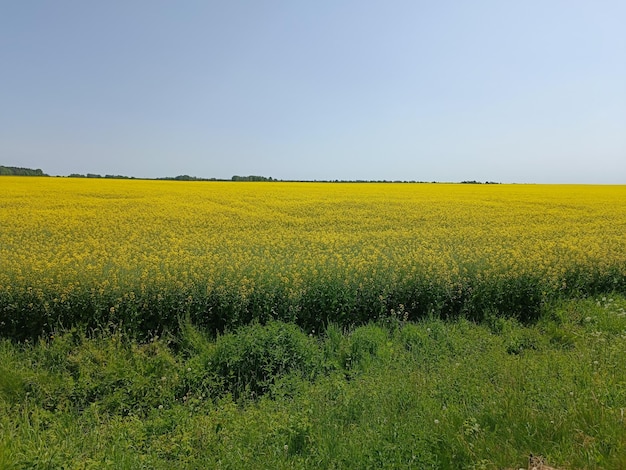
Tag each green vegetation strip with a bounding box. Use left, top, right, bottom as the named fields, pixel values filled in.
left=1, top=296, right=626, bottom=469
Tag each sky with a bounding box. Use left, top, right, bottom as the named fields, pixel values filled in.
left=1, top=1, right=625, bottom=183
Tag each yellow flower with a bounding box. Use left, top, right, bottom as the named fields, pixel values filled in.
left=0, top=176, right=624, bottom=332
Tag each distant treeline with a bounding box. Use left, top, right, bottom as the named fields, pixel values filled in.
left=231, top=175, right=274, bottom=181
left=159, top=175, right=275, bottom=182
left=67, top=174, right=502, bottom=184
left=0, top=166, right=47, bottom=176
left=157, top=175, right=223, bottom=181
left=2, top=166, right=501, bottom=184
left=68, top=173, right=138, bottom=179
left=461, top=180, right=501, bottom=185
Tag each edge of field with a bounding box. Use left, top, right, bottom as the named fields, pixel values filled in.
left=1, top=295, right=626, bottom=469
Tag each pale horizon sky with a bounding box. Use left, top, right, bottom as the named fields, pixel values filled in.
left=2, top=1, right=625, bottom=183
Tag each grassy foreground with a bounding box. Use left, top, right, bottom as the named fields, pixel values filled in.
left=1, top=296, right=626, bottom=469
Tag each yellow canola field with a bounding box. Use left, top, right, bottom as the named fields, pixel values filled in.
left=1, top=177, right=625, bottom=335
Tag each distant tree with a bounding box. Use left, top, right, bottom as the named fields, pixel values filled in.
left=232, top=175, right=273, bottom=182
left=173, top=175, right=205, bottom=181
left=0, top=166, right=47, bottom=176
left=155, top=175, right=223, bottom=181
left=105, top=174, right=133, bottom=179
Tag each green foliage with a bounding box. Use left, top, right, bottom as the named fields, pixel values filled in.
left=1, top=264, right=624, bottom=341
left=0, top=328, right=180, bottom=417
left=231, top=175, right=274, bottom=181
left=343, top=324, right=391, bottom=370
left=0, top=165, right=47, bottom=176
left=158, top=175, right=220, bottom=181
left=0, top=364, right=24, bottom=403
left=181, top=320, right=322, bottom=401
left=504, top=330, right=540, bottom=355
left=2, top=296, right=626, bottom=468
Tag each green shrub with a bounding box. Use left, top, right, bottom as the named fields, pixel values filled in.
left=183, top=321, right=322, bottom=401
left=344, top=324, right=390, bottom=370
left=397, top=322, right=431, bottom=353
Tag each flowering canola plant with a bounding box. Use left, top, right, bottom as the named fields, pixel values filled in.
left=1, top=177, right=624, bottom=338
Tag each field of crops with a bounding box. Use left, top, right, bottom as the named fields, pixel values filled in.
left=1, top=177, right=625, bottom=339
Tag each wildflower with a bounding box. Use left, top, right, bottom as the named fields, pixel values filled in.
left=2, top=178, right=625, bottom=345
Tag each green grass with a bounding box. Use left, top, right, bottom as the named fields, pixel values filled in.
left=1, top=295, right=626, bottom=469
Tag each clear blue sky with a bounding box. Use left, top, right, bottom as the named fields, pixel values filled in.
left=2, top=1, right=625, bottom=183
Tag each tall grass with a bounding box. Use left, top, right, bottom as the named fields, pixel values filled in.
left=2, top=296, right=626, bottom=468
